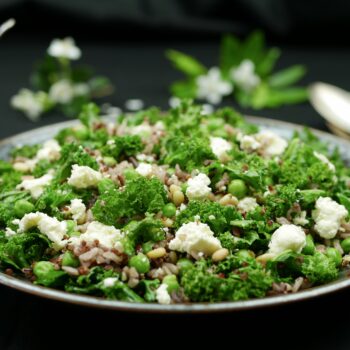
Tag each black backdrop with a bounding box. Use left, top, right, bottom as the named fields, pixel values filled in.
left=1, top=1, right=350, bottom=349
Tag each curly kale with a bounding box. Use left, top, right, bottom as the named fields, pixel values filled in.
left=181, top=257, right=273, bottom=302
left=175, top=200, right=241, bottom=234
left=92, top=176, right=168, bottom=225
left=10, top=144, right=40, bottom=159
left=102, top=135, right=143, bottom=160
left=0, top=191, right=31, bottom=225
left=136, top=279, right=161, bottom=302
left=122, top=217, right=165, bottom=255
left=162, top=134, right=215, bottom=171
left=277, top=139, right=336, bottom=191
left=55, top=143, right=98, bottom=182
left=0, top=233, right=50, bottom=270
left=301, top=252, right=338, bottom=284
left=65, top=266, right=143, bottom=302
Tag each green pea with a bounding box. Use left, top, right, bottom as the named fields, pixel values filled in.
left=236, top=249, right=254, bottom=260
left=162, top=203, right=177, bottom=218
left=74, top=126, right=90, bottom=140
left=163, top=275, right=179, bottom=293
left=177, top=258, right=193, bottom=273
left=326, top=247, right=342, bottom=267
left=33, top=261, right=55, bottom=278
left=129, top=253, right=150, bottom=274
left=142, top=241, right=154, bottom=254
left=98, top=178, right=116, bottom=194
left=228, top=179, right=247, bottom=199
left=123, top=168, right=139, bottom=180
left=181, top=183, right=188, bottom=193
left=14, top=199, right=34, bottom=218
left=341, top=238, right=350, bottom=254
left=62, top=251, right=80, bottom=267
left=103, top=156, right=117, bottom=167
left=302, top=234, right=315, bottom=255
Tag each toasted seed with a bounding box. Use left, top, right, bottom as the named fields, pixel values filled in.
left=147, top=247, right=167, bottom=259
left=163, top=218, right=174, bottom=227
left=169, top=184, right=181, bottom=193
left=212, top=248, right=229, bottom=262
left=256, top=253, right=275, bottom=265
left=172, top=190, right=185, bottom=206
left=219, top=194, right=238, bottom=206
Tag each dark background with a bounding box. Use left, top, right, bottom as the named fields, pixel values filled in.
left=1, top=1, right=350, bottom=349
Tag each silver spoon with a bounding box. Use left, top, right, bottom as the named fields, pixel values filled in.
left=0, top=18, right=16, bottom=38
left=309, top=82, right=350, bottom=135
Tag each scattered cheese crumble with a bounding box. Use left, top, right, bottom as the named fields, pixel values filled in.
left=16, top=173, right=53, bottom=199
left=237, top=197, right=258, bottom=213
left=186, top=173, right=212, bottom=200
left=67, top=164, right=102, bottom=188
left=209, top=136, right=232, bottom=162
left=156, top=284, right=171, bottom=305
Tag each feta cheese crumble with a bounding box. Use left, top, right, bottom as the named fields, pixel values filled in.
left=17, top=212, right=67, bottom=246
left=239, top=134, right=261, bottom=153
left=210, top=136, right=232, bottom=162
left=186, top=173, right=212, bottom=200
left=156, top=284, right=171, bottom=305
left=36, top=139, right=61, bottom=161
left=268, top=224, right=306, bottom=255
left=293, top=211, right=309, bottom=226
left=16, top=173, right=53, bottom=199
left=67, top=164, right=102, bottom=188
left=70, top=221, right=124, bottom=251
left=237, top=197, right=258, bottom=213
left=169, top=221, right=222, bottom=257
left=135, top=163, right=153, bottom=177
left=255, top=130, right=288, bottom=157
left=312, top=197, right=348, bottom=239
left=103, top=277, right=118, bottom=288
left=67, top=199, right=86, bottom=223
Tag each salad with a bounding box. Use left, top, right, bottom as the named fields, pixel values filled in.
left=0, top=100, right=350, bottom=304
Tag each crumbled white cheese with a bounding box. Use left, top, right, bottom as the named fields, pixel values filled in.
left=312, top=197, right=348, bottom=239
left=293, top=211, right=309, bottom=226
left=237, top=197, right=258, bottom=213
left=103, top=277, right=118, bottom=288
left=239, top=134, right=261, bottom=153
left=255, top=130, right=288, bottom=157
left=186, top=173, right=212, bottom=200
left=209, top=136, right=232, bottom=162
left=313, top=151, right=336, bottom=172
left=130, top=123, right=152, bottom=139
left=13, top=158, right=37, bottom=173
left=67, top=164, right=102, bottom=189
left=68, top=199, right=86, bottom=223
left=268, top=224, right=306, bottom=255
left=70, top=221, right=124, bottom=250
left=169, top=221, right=222, bottom=257
left=17, top=212, right=67, bottom=246
left=16, top=173, right=53, bottom=199
left=136, top=154, right=154, bottom=163
left=135, top=163, right=153, bottom=177
left=156, top=284, right=171, bottom=305
left=36, top=139, right=61, bottom=161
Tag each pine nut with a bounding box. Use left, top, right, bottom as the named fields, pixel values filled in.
left=219, top=194, right=238, bottom=206
left=256, top=253, right=275, bottom=265
left=169, top=184, right=181, bottom=193
left=147, top=247, right=166, bottom=259
left=212, top=248, right=229, bottom=262
left=172, top=190, right=185, bottom=206
left=163, top=218, right=174, bottom=227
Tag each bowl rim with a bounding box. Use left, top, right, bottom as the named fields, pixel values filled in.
left=0, top=115, right=349, bottom=313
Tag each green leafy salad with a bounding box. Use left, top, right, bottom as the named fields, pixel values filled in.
left=1, top=101, right=350, bottom=304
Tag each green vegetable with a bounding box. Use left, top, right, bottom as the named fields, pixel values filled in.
left=162, top=203, right=177, bottom=218
left=302, top=235, right=315, bottom=255
left=341, top=237, right=350, bottom=254
left=33, top=261, right=67, bottom=287
left=0, top=233, right=49, bottom=270
left=228, top=179, right=247, bottom=199
left=14, top=199, right=35, bottom=218
left=129, top=253, right=150, bottom=274
left=163, top=275, right=179, bottom=293
left=325, top=248, right=342, bottom=267
left=137, top=279, right=160, bottom=302
left=102, top=135, right=143, bottom=160
left=92, top=177, right=168, bottom=225
left=61, top=251, right=80, bottom=267
left=177, top=258, right=194, bottom=274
